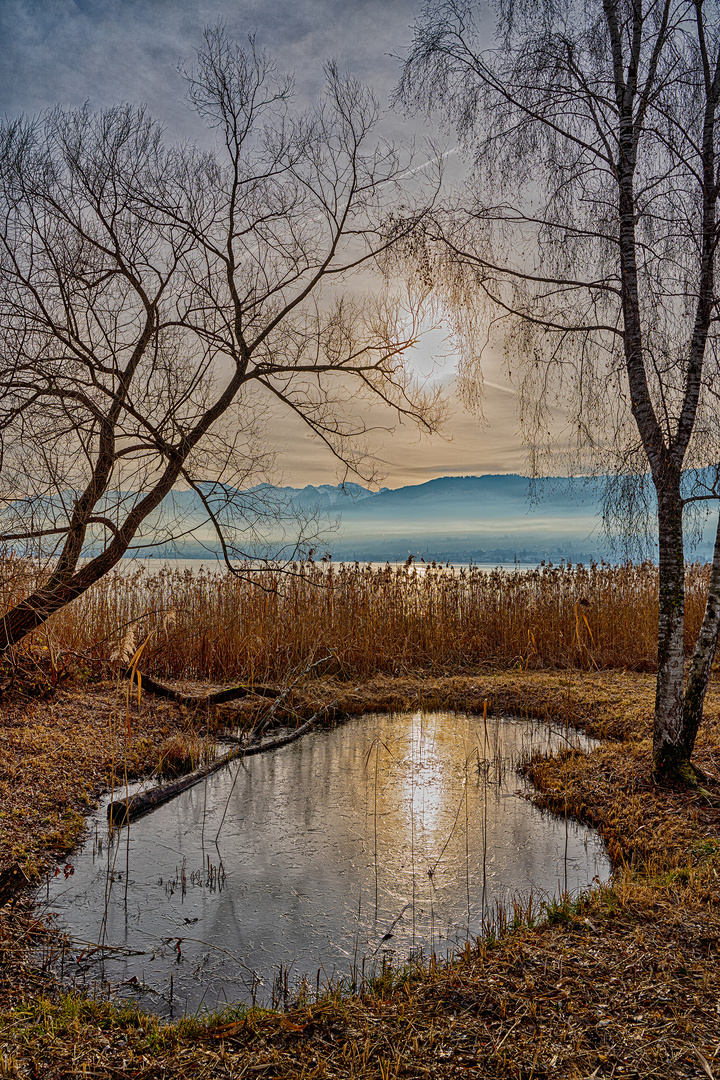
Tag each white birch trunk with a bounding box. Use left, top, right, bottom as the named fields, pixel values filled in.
left=683, top=509, right=720, bottom=760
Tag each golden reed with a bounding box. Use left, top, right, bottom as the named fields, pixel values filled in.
left=0, top=558, right=711, bottom=680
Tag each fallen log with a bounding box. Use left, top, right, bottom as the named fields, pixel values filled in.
left=107, top=702, right=340, bottom=825
left=125, top=669, right=280, bottom=705
left=124, top=655, right=333, bottom=708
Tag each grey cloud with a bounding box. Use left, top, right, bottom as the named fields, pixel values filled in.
left=1, top=0, right=422, bottom=133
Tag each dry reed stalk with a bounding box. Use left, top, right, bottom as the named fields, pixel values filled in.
left=2, top=668, right=720, bottom=1078
left=1, top=559, right=714, bottom=682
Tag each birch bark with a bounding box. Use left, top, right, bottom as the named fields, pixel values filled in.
left=399, top=0, right=720, bottom=782
left=683, top=510, right=720, bottom=761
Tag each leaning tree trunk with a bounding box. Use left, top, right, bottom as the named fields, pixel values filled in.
left=0, top=532, right=142, bottom=653
left=0, top=449, right=194, bottom=653
left=0, top=580, right=90, bottom=653
left=652, top=482, right=689, bottom=779
left=683, top=507, right=720, bottom=761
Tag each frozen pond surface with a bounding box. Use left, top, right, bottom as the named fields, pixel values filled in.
left=41, top=711, right=610, bottom=1016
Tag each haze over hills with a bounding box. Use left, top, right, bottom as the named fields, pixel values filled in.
left=8, top=473, right=716, bottom=565
left=15, top=473, right=717, bottom=565
left=15, top=477, right=716, bottom=570
left=143, top=474, right=641, bottom=564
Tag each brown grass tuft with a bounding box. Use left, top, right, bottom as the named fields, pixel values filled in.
left=2, top=558, right=720, bottom=1078
left=155, top=733, right=214, bottom=777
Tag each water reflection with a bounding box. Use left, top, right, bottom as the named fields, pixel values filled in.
left=40, top=711, right=610, bottom=1016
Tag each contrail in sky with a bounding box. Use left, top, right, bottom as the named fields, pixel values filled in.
left=483, top=381, right=516, bottom=396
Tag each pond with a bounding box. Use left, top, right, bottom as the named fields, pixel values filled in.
left=40, top=711, right=610, bottom=1017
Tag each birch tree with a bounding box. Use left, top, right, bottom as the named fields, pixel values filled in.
left=399, top=0, right=720, bottom=782
left=0, top=28, right=440, bottom=652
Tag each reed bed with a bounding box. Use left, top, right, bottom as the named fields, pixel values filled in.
left=1, top=558, right=713, bottom=682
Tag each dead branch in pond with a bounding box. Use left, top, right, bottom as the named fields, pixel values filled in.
left=222, top=657, right=335, bottom=743
left=107, top=701, right=341, bottom=825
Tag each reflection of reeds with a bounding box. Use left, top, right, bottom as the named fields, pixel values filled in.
left=359, top=712, right=584, bottom=966
left=2, top=558, right=711, bottom=680
left=360, top=738, right=388, bottom=920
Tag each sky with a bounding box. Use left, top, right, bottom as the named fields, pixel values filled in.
left=0, top=0, right=529, bottom=488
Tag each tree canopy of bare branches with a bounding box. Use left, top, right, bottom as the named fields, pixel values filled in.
left=0, top=27, right=441, bottom=651
left=399, top=0, right=720, bottom=782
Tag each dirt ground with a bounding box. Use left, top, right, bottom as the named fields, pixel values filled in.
left=1, top=670, right=719, bottom=1078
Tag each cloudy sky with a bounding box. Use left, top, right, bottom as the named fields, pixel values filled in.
left=0, top=0, right=529, bottom=488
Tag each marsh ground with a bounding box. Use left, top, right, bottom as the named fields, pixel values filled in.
left=1, top=669, right=719, bottom=1077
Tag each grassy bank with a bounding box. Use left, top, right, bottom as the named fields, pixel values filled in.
left=1, top=562, right=719, bottom=1076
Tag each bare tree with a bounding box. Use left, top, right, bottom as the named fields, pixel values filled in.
left=0, top=28, right=441, bottom=652
left=399, top=0, right=720, bottom=782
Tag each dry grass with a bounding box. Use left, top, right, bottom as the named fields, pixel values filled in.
left=2, top=558, right=714, bottom=683
left=0, top=669, right=658, bottom=883
left=2, top=889, right=720, bottom=1079
left=0, top=685, right=216, bottom=879
left=154, top=733, right=217, bottom=778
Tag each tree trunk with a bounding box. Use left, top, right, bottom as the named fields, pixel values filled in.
left=108, top=703, right=340, bottom=824
left=0, top=542, right=134, bottom=652
left=0, top=452, right=193, bottom=653
left=652, top=481, right=688, bottom=779
left=683, top=507, right=720, bottom=760
left=0, top=580, right=89, bottom=653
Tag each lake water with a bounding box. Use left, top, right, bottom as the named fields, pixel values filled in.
left=112, top=558, right=544, bottom=576
left=40, top=711, right=610, bottom=1017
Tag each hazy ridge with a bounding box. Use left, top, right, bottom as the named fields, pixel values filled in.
left=17, top=474, right=716, bottom=564
left=147, top=475, right=624, bottom=564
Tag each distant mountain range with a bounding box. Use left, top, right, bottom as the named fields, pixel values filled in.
left=13, top=473, right=716, bottom=564
left=140, top=474, right=662, bottom=564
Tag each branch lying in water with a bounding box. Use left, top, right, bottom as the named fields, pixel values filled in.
left=107, top=700, right=341, bottom=826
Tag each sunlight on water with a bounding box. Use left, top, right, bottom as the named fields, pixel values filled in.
left=112, top=557, right=542, bottom=576
left=39, top=711, right=610, bottom=1017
